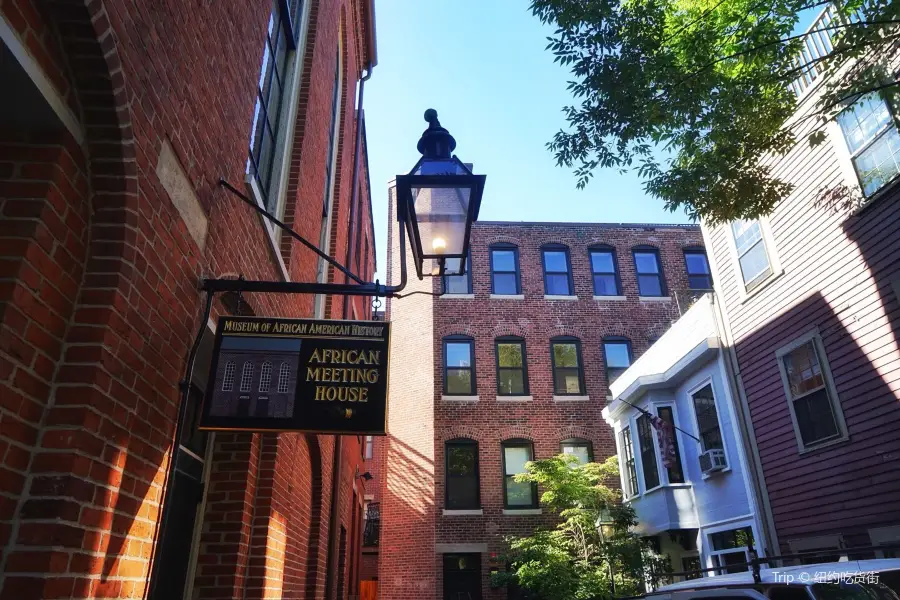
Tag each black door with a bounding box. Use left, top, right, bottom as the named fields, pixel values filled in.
left=443, top=553, right=482, bottom=600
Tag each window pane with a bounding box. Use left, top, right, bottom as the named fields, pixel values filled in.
left=634, top=252, right=660, bottom=274
left=594, top=274, right=618, bottom=296
left=621, top=427, right=638, bottom=497
left=837, top=93, right=893, bottom=154
left=711, top=527, right=754, bottom=550
left=498, top=370, right=525, bottom=395
left=493, top=273, right=518, bottom=295
left=794, top=388, right=840, bottom=445
left=689, top=274, right=713, bottom=290
left=855, top=127, right=900, bottom=196
left=783, top=341, right=826, bottom=397
left=607, top=367, right=626, bottom=384
left=685, top=253, right=710, bottom=275
left=543, top=251, right=569, bottom=273
left=447, top=445, right=476, bottom=476
left=591, top=251, right=615, bottom=273
left=731, top=220, right=763, bottom=255
left=638, top=274, right=663, bottom=296
left=504, top=446, right=531, bottom=474
left=658, top=406, right=684, bottom=484
left=497, top=343, right=523, bottom=367
left=554, top=369, right=582, bottom=394
left=562, top=444, right=590, bottom=465
left=449, top=478, right=479, bottom=509
left=506, top=479, right=534, bottom=506
left=604, top=342, right=631, bottom=369
left=718, top=551, right=749, bottom=574
left=552, top=343, right=579, bottom=368
left=446, top=370, right=472, bottom=394
left=737, top=241, right=771, bottom=285
left=492, top=250, right=516, bottom=272
left=444, top=274, right=470, bottom=294
left=545, top=274, right=571, bottom=295
left=692, top=386, right=724, bottom=452
left=446, top=343, right=472, bottom=368
left=637, top=415, right=660, bottom=490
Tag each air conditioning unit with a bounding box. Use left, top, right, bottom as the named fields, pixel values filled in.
left=699, top=449, right=727, bottom=475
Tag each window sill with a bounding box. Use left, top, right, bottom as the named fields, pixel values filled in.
left=497, top=395, right=533, bottom=402
left=443, top=509, right=483, bottom=516
left=544, top=295, right=578, bottom=301
left=594, top=295, right=627, bottom=301
left=490, top=294, right=524, bottom=300
left=644, top=482, right=695, bottom=495
left=739, top=268, right=784, bottom=304
left=701, top=466, right=732, bottom=480
left=503, top=508, right=542, bottom=515
left=639, top=296, right=672, bottom=302
left=439, top=293, right=474, bottom=299
left=441, top=395, right=479, bottom=403
left=553, top=395, right=589, bottom=402
left=797, top=435, right=850, bottom=456
left=246, top=176, right=290, bottom=282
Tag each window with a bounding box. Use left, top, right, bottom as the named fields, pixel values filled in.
left=277, top=363, right=291, bottom=394
left=445, top=439, right=480, bottom=510
left=709, top=527, right=754, bottom=574
left=560, top=439, right=593, bottom=465
left=621, top=427, right=638, bottom=498
left=550, top=337, right=584, bottom=395
left=502, top=440, right=537, bottom=508
left=603, top=338, right=632, bottom=384
left=364, top=435, right=374, bottom=460
left=657, top=407, right=684, bottom=484
left=681, top=556, right=701, bottom=580
left=443, top=553, right=482, bottom=600
left=490, top=244, right=521, bottom=295
left=315, top=43, right=343, bottom=299
left=444, top=336, right=475, bottom=395
left=836, top=92, right=900, bottom=197
left=247, top=0, right=305, bottom=214
left=684, top=247, right=713, bottom=290
left=590, top=246, right=621, bottom=296
left=541, top=245, right=573, bottom=295
left=633, top=247, right=665, bottom=297
left=776, top=334, right=845, bottom=449
left=496, top=337, right=528, bottom=396
left=222, top=361, right=236, bottom=391
left=259, top=361, right=272, bottom=392
left=731, top=220, right=772, bottom=290
left=240, top=362, right=254, bottom=393
left=692, top=384, right=724, bottom=453
left=636, top=414, right=660, bottom=490
left=442, top=254, right=472, bottom=295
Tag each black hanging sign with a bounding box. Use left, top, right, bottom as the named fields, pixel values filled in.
left=199, top=316, right=390, bottom=434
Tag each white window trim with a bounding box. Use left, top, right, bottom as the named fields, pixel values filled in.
left=686, top=376, right=732, bottom=476
left=723, top=216, right=782, bottom=302
left=440, top=293, right=475, bottom=299
left=648, top=401, right=688, bottom=487
left=490, top=294, right=525, bottom=300
left=774, top=329, right=849, bottom=454
left=594, top=295, right=628, bottom=301
left=704, top=521, right=760, bottom=575
left=615, top=422, right=641, bottom=500
left=544, top=295, right=578, bottom=301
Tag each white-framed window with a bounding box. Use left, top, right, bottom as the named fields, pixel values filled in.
left=708, top=526, right=755, bottom=574
left=364, top=435, right=374, bottom=460
left=259, top=361, right=273, bottom=392
left=775, top=331, right=847, bottom=452
left=240, top=362, right=254, bottom=393
left=620, top=426, right=638, bottom=498
left=222, top=361, right=236, bottom=392
left=836, top=92, right=900, bottom=198
left=277, top=362, right=291, bottom=394
left=730, top=219, right=773, bottom=291
left=691, top=384, right=725, bottom=454
left=247, top=0, right=308, bottom=223
left=636, top=414, right=660, bottom=491
left=655, top=405, right=685, bottom=484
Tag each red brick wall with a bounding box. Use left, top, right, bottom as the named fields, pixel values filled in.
left=0, top=0, right=375, bottom=598
left=382, top=212, right=703, bottom=599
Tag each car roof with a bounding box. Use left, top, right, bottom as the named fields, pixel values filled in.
left=651, top=559, right=900, bottom=593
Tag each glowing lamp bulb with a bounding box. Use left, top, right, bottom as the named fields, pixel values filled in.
left=432, top=237, right=447, bottom=254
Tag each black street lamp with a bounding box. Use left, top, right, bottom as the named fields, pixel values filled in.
left=395, top=109, right=486, bottom=279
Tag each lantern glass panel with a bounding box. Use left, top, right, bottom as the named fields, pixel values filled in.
left=410, top=158, right=473, bottom=259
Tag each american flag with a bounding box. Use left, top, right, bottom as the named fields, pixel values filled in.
left=649, top=414, right=677, bottom=469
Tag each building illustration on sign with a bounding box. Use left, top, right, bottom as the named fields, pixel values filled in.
left=210, top=336, right=302, bottom=419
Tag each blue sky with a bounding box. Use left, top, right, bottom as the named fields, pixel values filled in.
left=363, top=0, right=695, bottom=279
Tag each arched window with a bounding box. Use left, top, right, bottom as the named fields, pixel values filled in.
left=550, top=336, right=584, bottom=395
left=603, top=337, right=633, bottom=384
left=683, top=246, right=713, bottom=290
left=222, top=361, right=236, bottom=392
left=443, top=336, right=476, bottom=395
left=445, top=439, right=480, bottom=510
left=495, top=336, right=528, bottom=396
left=589, top=244, right=621, bottom=296
left=541, top=244, right=573, bottom=296
left=259, top=361, right=273, bottom=392
left=632, top=245, right=666, bottom=297
left=239, top=362, right=254, bottom=392
left=501, top=439, right=537, bottom=509
left=277, top=362, right=291, bottom=394
left=489, top=243, right=521, bottom=295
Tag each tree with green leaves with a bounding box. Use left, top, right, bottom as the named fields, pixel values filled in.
left=530, top=0, right=900, bottom=223
left=492, top=455, right=669, bottom=600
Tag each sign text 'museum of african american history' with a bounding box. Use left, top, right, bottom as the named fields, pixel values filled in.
left=199, top=316, right=390, bottom=434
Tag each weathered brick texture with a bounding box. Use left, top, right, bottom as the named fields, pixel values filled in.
left=0, top=0, right=376, bottom=598
left=382, top=202, right=703, bottom=599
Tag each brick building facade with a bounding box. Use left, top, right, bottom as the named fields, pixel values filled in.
left=0, top=0, right=378, bottom=598
left=380, top=194, right=706, bottom=599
